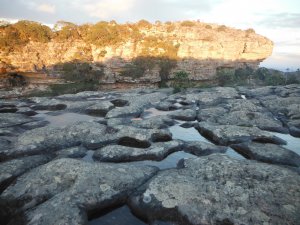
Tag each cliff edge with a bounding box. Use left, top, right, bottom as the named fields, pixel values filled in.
left=0, top=20, right=273, bottom=84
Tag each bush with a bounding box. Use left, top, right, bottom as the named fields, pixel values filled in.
left=61, top=62, right=104, bottom=82
left=216, top=68, right=235, bottom=86
left=120, top=57, right=156, bottom=78
left=181, top=21, right=196, bottom=27
left=172, top=71, right=190, bottom=92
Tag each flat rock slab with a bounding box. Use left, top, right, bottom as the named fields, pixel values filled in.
left=0, top=113, right=35, bottom=128
left=0, top=155, right=51, bottom=193
left=183, top=141, right=227, bottom=156
left=195, top=122, right=286, bottom=145
left=1, top=158, right=158, bottom=225
left=129, top=154, right=300, bottom=225
left=132, top=116, right=175, bottom=129
left=10, top=121, right=108, bottom=157
left=85, top=101, right=114, bottom=116
left=168, top=109, right=196, bottom=121
left=93, top=140, right=182, bottom=162
left=231, top=142, right=300, bottom=167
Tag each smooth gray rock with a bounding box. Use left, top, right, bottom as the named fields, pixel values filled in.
left=93, top=140, right=182, bottom=162
left=231, top=142, right=300, bottom=167
left=0, top=155, right=51, bottom=192
left=0, top=113, right=34, bottom=128
left=106, top=105, right=144, bottom=118
left=30, top=98, right=67, bottom=111
left=195, top=122, right=286, bottom=145
left=168, top=109, right=196, bottom=121
left=129, top=154, right=300, bottom=225
left=85, top=101, right=114, bottom=116
left=20, top=120, right=49, bottom=130
left=1, top=158, right=158, bottom=225
left=154, top=101, right=178, bottom=111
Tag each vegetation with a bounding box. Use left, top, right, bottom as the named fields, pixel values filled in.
left=58, top=62, right=104, bottom=83
left=217, top=66, right=300, bottom=87
left=172, top=71, right=190, bottom=92
left=181, top=21, right=196, bottom=27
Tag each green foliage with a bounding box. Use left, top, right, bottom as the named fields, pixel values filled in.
left=61, top=62, right=104, bottom=82
left=0, top=20, right=52, bottom=51
left=181, top=21, right=196, bottom=27
left=172, top=71, right=190, bottom=92
left=120, top=57, right=156, bottom=78
left=264, top=71, right=286, bottom=86
left=216, top=68, right=236, bottom=86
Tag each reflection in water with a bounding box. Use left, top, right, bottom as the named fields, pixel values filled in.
left=126, top=151, right=197, bottom=170
left=82, top=150, right=95, bottom=162
left=89, top=205, right=146, bottom=225
left=142, top=108, right=175, bottom=119
left=34, top=112, right=96, bottom=127
left=169, top=124, right=245, bottom=160
left=270, top=132, right=300, bottom=155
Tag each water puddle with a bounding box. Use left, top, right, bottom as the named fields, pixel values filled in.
left=82, top=150, right=95, bottom=162
left=125, top=151, right=197, bottom=170
left=34, top=112, right=97, bottom=127
left=89, top=205, right=174, bottom=225
left=89, top=205, right=146, bottom=225
left=142, top=108, right=175, bottom=119
left=169, top=124, right=245, bottom=160
left=269, top=132, right=300, bottom=155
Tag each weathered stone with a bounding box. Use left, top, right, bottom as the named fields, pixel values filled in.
left=55, top=146, right=88, bottom=159
left=0, top=107, right=18, bottom=113
left=231, top=142, right=300, bottom=167
left=16, top=107, right=37, bottom=116
left=93, top=140, right=182, bottom=162
left=154, top=101, right=178, bottom=111
left=195, top=122, right=286, bottom=145
left=10, top=122, right=108, bottom=157
left=132, top=116, right=175, bottom=129
left=129, top=154, right=300, bottom=225
left=216, top=110, right=285, bottom=133
left=1, top=158, right=158, bottom=225
left=20, top=120, right=49, bottom=130
left=168, top=109, right=196, bottom=121
left=30, top=98, right=67, bottom=111
left=197, top=107, right=228, bottom=122
left=85, top=101, right=114, bottom=116
left=0, top=113, right=34, bottom=128
left=0, top=155, right=51, bottom=193
left=183, top=141, right=227, bottom=156
left=106, top=105, right=144, bottom=118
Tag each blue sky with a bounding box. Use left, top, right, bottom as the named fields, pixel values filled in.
left=0, top=0, right=299, bottom=71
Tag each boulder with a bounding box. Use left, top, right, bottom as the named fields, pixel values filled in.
left=0, top=113, right=35, bottom=128
left=132, top=116, right=175, bottom=129
left=183, top=141, right=227, bottom=156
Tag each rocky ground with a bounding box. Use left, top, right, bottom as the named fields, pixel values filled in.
left=0, top=85, right=300, bottom=225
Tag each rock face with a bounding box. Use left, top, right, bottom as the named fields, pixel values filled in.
left=129, top=154, right=300, bottom=225
left=0, top=21, right=273, bottom=83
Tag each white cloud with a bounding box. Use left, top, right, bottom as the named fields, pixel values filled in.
left=36, top=3, right=56, bottom=14
left=79, top=0, right=136, bottom=19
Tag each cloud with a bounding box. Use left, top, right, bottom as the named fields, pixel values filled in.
left=73, top=0, right=136, bottom=20
left=259, top=13, right=300, bottom=28
left=36, top=3, right=56, bottom=14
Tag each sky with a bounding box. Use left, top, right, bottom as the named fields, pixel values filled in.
left=0, top=0, right=299, bottom=71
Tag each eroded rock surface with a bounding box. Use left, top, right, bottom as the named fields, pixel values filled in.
left=0, top=158, right=158, bottom=225
left=129, top=154, right=300, bottom=225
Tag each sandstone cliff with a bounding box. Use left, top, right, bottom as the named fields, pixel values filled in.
left=0, top=21, right=273, bottom=83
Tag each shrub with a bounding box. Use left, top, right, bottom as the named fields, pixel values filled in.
left=217, top=25, right=227, bottom=32
left=61, top=62, right=104, bottom=82
left=172, top=71, right=190, bottom=92
left=120, top=57, right=156, bottom=79
left=216, top=68, right=235, bottom=86
left=181, top=21, right=196, bottom=27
